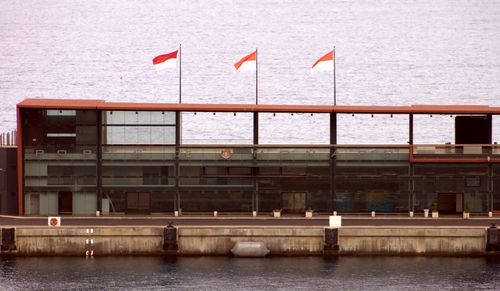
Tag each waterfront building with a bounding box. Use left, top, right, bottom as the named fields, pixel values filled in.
left=15, top=98, right=500, bottom=215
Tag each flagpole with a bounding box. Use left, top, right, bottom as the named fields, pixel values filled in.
left=179, top=44, right=182, bottom=104
left=333, top=46, right=336, bottom=106
left=255, top=47, right=258, bottom=105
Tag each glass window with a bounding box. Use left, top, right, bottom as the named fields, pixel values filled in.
left=104, top=111, right=175, bottom=125
left=46, top=110, right=76, bottom=116
left=228, top=167, right=252, bottom=176
left=104, top=126, right=175, bottom=145
left=179, top=190, right=252, bottom=212
left=259, top=167, right=281, bottom=176
left=282, top=167, right=306, bottom=176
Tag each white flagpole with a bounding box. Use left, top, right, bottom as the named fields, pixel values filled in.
left=179, top=44, right=182, bottom=104
left=333, top=46, right=336, bottom=106
left=256, top=48, right=258, bottom=105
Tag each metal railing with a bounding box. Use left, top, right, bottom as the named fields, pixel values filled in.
left=22, top=143, right=500, bottom=163
left=411, top=144, right=500, bottom=161
left=0, top=130, right=17, bottom=146
left=24, top=145, right=97, bottom=160
left=102, top=145, right=176, bottom=161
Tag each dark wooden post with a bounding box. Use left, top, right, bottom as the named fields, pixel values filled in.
left=96, top=110, right=102, bottom=212
left=330, top=112, right=337, bottom=212
left=175, top=111, right=181, bottom=211
left=253, top=111, right=259, bottom=213
left=409, top=114, right=414, bottom=212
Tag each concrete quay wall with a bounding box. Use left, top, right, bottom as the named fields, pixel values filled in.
left=0, top=226, right=489, bottom=256
left=13, top=227, right=164, bottom=256
left=178, top=227, right=324, bottom=255
left=339, top=227, right=486, bottom=255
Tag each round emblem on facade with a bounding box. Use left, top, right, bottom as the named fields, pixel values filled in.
left=49, top=218, right=58, bottom=226
left=220, top=149, right=232, bottom=159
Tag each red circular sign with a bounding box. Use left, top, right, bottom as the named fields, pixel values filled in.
left=49, top=218, right=58, bottom=226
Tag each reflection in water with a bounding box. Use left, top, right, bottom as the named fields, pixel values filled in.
left=1, top=257, right=500, bottom=290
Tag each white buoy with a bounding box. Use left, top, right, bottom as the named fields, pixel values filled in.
left=231, top=241, right=269, bottom=257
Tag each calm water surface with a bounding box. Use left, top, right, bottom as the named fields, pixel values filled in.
left=1, top=256, right=500, bottom=290
left=1, top=0, right=500, bottom=143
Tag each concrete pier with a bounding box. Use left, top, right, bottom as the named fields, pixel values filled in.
left=0, top=226, right=491, bottom=257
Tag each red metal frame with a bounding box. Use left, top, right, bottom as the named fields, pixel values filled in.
left=17, top=98, right=500, bottom=115
left=16, top=106, right=23, bottom=215
left=16, top=98, right=500, bottom=215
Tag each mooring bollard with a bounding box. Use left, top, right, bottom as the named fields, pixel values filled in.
left=163, top=222, right=178, bottom=252
left=1, top=228, right=16, bottom=251
left=325, top=215, right=341, bottom=253
left=324, top=228, right=339, bottom=252
left=487, top=223, right=499, bottom=252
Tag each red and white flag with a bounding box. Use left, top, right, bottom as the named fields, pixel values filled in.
left=311, top=51, right=334, bottom=72
left=153, top=50, right=178, bottom=72
left=234, top=51, right=257, bottom=71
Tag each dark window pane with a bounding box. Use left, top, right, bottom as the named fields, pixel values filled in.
left=228, top=167, right=251, bottom=176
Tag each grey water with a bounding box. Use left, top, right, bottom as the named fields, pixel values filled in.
left=1, top=256, right=500, bottom=290
left=1, top=0, right=500, bottom=144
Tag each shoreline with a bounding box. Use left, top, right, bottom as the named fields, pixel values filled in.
left=1, top=222, right=499, bottom=257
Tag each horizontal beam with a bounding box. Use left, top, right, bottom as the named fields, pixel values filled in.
left=17, top=99, right=500, bottom=115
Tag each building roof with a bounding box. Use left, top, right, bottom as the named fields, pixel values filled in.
left=17, top=98, right=500, bottom=114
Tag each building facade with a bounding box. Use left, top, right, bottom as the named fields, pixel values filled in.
left=16, top=99, right=500, bottom=215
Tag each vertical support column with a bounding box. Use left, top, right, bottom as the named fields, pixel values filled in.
left=16, top=107, right=24, bottom=215
left=253, top=112, right=259, bottom=145
left=487, top=114, right=493, bottom=212
left=489, top=163, right=494, bottom=212
left=409, top=164, right=415, bottom=212
left=409, top=114, right=414, bottom=145
left=253, top=111, right=259, bottom=213
left=409, top=114, right=414, bottom=212
left=330, top=113, right=337, bottom=212
left=175, top=111, right=181, bottom=212
left=96, top=110, right=102, bottom=212
left=487, top=114, right=493, bottom=144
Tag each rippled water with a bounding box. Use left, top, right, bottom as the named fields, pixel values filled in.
left=1, top=256, right=500, bottom=290
left=1, top=0, right=500, bottom=143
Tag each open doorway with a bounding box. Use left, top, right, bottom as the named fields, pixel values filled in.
left=437, top=193, right=463, bottom=214
left=58, top=191, right=72, bottom=214
left=126, top=192, right=151, bottom=214
left=455, top=116, right=491, bottom=144
left=30, top=193, right=40, bottom=215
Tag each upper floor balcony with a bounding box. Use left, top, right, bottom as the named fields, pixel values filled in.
left=23, top=144, right=500, bottom=164
left=410, top=144, right=500, bottom=163
left=24, top=145, right=97, bottom=161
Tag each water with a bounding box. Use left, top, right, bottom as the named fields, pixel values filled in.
left=1, top=256, right=500, bottom=290
left=1, top=0, right=500, bottom=143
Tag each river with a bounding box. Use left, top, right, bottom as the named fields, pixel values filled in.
left=1, top=256, right=500, bottom=290
left=1, top=0, right=500, bottom=143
